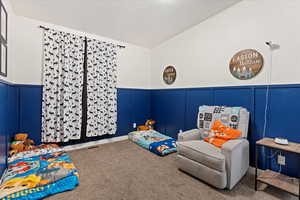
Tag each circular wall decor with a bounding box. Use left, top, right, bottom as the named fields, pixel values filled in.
left=229, top=49, right=264, bottom=80
left=163, top=66, right=176, bottom=85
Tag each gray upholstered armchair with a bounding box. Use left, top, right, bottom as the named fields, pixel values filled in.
left=176, top=106, right=250, bottom=190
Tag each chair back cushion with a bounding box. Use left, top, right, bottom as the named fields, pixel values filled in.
left=197, top=106, right=249, bottom=138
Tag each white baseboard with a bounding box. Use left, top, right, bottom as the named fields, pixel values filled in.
left=62, top=135, right=129, bottom=152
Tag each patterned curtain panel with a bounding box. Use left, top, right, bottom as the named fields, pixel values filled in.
left=41, top=29, right=85, bottom=143
left=86, top=39, right=118, bottom=137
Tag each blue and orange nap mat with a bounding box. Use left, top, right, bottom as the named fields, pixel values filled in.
left=128, top=130, right=177, bottom=156
left=0, top=146, right=79, bottom=200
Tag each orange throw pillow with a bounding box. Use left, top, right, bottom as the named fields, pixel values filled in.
left=204, top=120, right=242, bottom=148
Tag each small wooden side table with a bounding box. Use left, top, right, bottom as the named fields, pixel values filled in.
left=255, top=137, right=300, bottom=199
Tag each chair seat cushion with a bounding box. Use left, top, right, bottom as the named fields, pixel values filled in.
left=177, top=140, right=225, bottom=172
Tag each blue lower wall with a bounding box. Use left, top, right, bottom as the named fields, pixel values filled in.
left=18, top=85, right=43, bottom=144
left=0, top=82, right=150, bottom=144
left=151, top=85, right=300, bottom=177
left=1, top=80, right=300, bottom=178
left=0, top=81, right=19, bottom=176
left=117, top=88, right=151, bottom=136
left=17, top=87, right=151, bottom=143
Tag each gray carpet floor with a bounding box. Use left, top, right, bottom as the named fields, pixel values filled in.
left=47, top=140, right=297, bottom=200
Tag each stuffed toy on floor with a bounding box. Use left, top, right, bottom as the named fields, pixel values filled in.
left=137, top=120, right=156, bottom=131
left=9, top=133, right=35, bottom=157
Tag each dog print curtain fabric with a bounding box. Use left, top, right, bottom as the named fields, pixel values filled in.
left=41, top=29, right=85, bottom=143
left=86, top=39, right=118, bottom=137
left=41, top=29, right=118, bottom=142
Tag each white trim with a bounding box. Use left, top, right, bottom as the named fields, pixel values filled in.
left=62, top=135, right=129, bottom=152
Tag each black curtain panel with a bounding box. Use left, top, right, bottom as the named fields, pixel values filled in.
left=80, top=37, right=89, bottom=142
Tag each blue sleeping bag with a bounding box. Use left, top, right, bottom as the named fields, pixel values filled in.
left=128, top=130, right=177, bottom=156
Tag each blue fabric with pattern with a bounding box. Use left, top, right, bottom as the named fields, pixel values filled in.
left=0, top=151, right=79, bottom=200
left=128, top=130, right=177, bottom=156
left=149, top=139, right=177, bottom=156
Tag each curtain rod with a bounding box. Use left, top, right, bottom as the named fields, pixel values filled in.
left=39, top=25, right=126, bottom=49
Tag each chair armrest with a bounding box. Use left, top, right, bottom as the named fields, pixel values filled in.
left=221, top=139, right=249, bottom=189
left=178, top=129, right=202, bottom=142
left=222, top=139, right=248, bottom=152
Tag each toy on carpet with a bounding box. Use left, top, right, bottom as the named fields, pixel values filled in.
left=9, top=133, right=36, bottom=157
left=137, top=120, right=156, bottom=131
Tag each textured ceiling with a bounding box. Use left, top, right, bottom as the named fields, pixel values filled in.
left=11, top=0, right=241, bottom=48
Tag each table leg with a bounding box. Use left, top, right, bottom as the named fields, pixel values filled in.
left=255, top=145, right=258, bottom=191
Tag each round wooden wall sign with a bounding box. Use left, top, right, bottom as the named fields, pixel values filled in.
left=229, top=49, right=264, bottom=80
left=163, top=66, right=176, bottom=85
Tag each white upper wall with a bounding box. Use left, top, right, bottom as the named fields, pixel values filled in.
left=150, top=0, right=300, bottom=89
left=11, top=16, right=151, bottom=88
left=7, top=0, right=300, bottom=89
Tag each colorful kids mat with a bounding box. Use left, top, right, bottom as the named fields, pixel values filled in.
left=0, top=151, right=79, bottom=200
left=128, top=130, right=177, bottom=156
